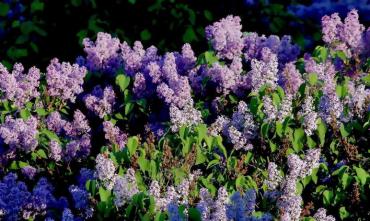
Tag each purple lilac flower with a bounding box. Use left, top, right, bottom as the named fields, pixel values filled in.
left=196, top=188, right=213, bottom=221
left=248, top=48, right=279, bottom=91
left=78, top=168, right=96, bottom=188
left=102, top=121, right=128, bottom=149
left=226, top=190, right=256, bottom=220
left=82, top=32, right=122, bottom=73
left=46, top=58, right=87, bottom=103
left=205, top=15, right=244, bottom=59
left=206, top=62, right=238, bottom=95
left=347, top=83, right=370, bottom=118
left=279, top=62, right=303, bottom=95
left=212, top=187, right=228, bottom=221
left=120, top=41, right=146, bottom=76
left=265, top=162, right=282, bottom=190
left=0, top=116, right=38, bottom=152
left=304, top=55, right=336, bottom=81
left=64, top=110, right=91, bottom=137
left=61, top=208, right=74, bottom=221
left=176, top=43, right=197, bottom=74
left=64, top=134, right=91, bottom=161
left=46, top=112, right=67, bottom=135
left=0, top=173, right=32, bottom=220
left=322, top=9, right=365, bottom=55
left=21, top=166, right=37, bottom=180
left=0, top=63, right=40, bottom=107
left=313, top=208, right=336, bottom=221
left=84, top=85, right=116, bottom=118
left=244, top=33, right=300, bottom=65
left=95, top=154, right=116, bottom=190
left=113, top=168, right=139, bottom=207
left=167, top=202, right=184, bottom=221
left=69, top=185, right=89, bottom=210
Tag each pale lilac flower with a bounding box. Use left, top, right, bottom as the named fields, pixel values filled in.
left=169, top=104, right=203, bottom=132
left=313, top=208, right=336, bottom=221
left=0, top=116, right=38, bottom=152
left=205, top=15, right=244, bottom=59
left=21, top=166, right=37, bottom=180
left=84, top=85, right=116, bottom=118
left=278, top=94, right=293, bottom=122
left=263, top=96, right=278, bottom=122
left=82, top=32, right=122, bottom=73
left=102, top=121, right=127, bottom=149
left=279, top=62, right=303, bottom=95
left=49, top=140, right=62, bottom=162
left=265, top=162, right=282, bottom=190
left=248, top=48, right=279, bottom=91
left=95, top=154, right=116, bottom=190
left=298, top=95, right=318, bottom=136
left=113, top=168, right=139, bottom=207
left=0, top=63, right=40, bottom=107
left=46, top=58, right=87, bottom=103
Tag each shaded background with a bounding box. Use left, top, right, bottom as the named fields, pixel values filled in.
left=1, top=0, right=370, bottom=68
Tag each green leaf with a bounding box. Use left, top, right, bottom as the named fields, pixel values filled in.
left=36, top=108, right=48, bottom=116
left=306, top=136, right=317, bottom=148
left=125, top=102, right=134, bottom=115
left=183, top=26, right=198, bottom=43
left=269, top=140, right=277, bottom=153
left=36, top=149, right=47, bottom=159
left=99, top=187, right=111, bottom=202
left=204, top=51, right=218, bottom=66
left=341, top=173, right=352, bottom=189
left=308, top=73, right=318, bottom=85
left=0, top=3, right=10, bottom=16
left=115, top=73, right=131, bottom=92
left=339, top=123, right=351, bottom=137
left=39, top=129, right=60, bottom=142
left=86, top=179, right=97, bottom=196
left=127, top=136, right=139, bottom=156
left=140, top=29, right=151, bottom=41
left=20, top=109, right=31, bottom=120
left=323, top=190, right=334, bottom=206
left=31, top=0, right=44, bottom=12
left=339, top=207, right=350, bottom=220
left=317, top=119, right=326, bottom=146
left=354, top=166, right=369, bottom=186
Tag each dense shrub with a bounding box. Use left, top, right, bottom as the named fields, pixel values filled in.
left=0, top=6, right=369, bottom=221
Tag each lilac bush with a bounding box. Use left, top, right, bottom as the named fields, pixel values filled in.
left=0, top=7, right=369, bottom=221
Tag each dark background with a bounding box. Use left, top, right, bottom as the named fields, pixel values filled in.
left=1, top=0, right=369, bottom=68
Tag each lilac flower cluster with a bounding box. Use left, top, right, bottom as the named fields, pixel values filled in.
left=102, top=121, right=128, bottom=149
left=113, top=168, right=139, bottom=207
left=0, top=116, right=38, bottom=153
left=205, top=15, right=244, bottom=60
left=45, top=110, right=91, bottom=161
left=210, top=101, right=257, bottom=150
left=265, top=149, right=322, bottom=221
left=322, top=9, right=365, bottom=56
left=46, top=58, right=87, bottom=103
left=0, top=63, right=40, bottom=107
left=0, top=173, right=77, bottom=221
left=84, top=85, right=116, bottom=118
left=95, top=153, right=116, bottom=190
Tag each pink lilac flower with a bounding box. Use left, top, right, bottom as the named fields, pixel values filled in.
left=0, top=63, right=40, bottom=107
left=46, top=58, right=87, bottom=103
